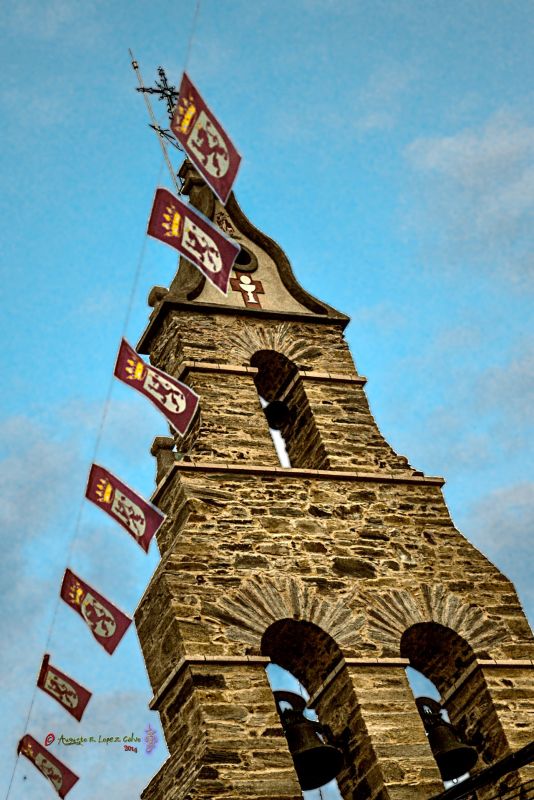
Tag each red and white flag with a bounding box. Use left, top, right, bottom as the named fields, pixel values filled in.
left=86, top=464, right=164, bottom=552
left=18, top=734, right=78, bottom=798
left=148, top=187, right=240, bottom=295
left=171, top=72, right=241, bottom=205
left=114, top=339, right=199, bottom=436
left=60, top=569, right=131, bottom=655
left=37, top=654, right=92, bottom=721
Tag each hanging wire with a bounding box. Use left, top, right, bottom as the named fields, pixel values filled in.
left=5, top=9, right=205, bottom=798
left=3, top=156, right=164, bottom=800
left=129, top=0, right=202, bottom=196
left=183, top=0, right=201, bottom=73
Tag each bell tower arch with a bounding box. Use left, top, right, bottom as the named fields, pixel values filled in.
left=136, top=161, right=534, bottom=800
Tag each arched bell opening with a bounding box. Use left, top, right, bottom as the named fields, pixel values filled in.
left=262, top=618, right=343, bottom=692
left=401, top=622, right=509, bottom=797
left=262, top=619, right=347, bottom=797
left=266, top=664, right=344, bottom=799
left=250, top=349, right=329, bottom=470
left=406, top=666, right=473, bottom=790
left=401, top=622, right=477, bottom=696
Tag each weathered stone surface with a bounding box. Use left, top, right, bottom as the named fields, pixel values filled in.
left=332, top=556, right=377, bottom=578
left=136, top=171, right=534, bottom=800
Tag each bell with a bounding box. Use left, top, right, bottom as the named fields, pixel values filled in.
left=274, top=690, right=344, bottom=791
left=264, top=400, right=291, bottom=430
left=416, top=697, right=478, bottom=781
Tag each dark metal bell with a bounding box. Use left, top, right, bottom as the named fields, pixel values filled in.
left=274, top=691, right=344, bottom=791
left=264, top=400, right=291, bottom=430
left=416, top=697, right=479, bottom=781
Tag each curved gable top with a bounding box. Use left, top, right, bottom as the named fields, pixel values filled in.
left=137, top=162, right=348, bottom=353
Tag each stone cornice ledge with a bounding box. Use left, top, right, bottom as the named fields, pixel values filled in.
left=441, top=658, right=534, bottom=705
left=149, top=655, right=271, bottom=710
left=307, top=657, right=410, bottom=709
left=175, top=359, right=368, bottom=386
left=152, top=462, right=445, bottom=504
left=149, top=655, right=417, bottom=712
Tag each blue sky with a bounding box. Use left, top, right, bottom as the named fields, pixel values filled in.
left=1, top=1, right=532, bottom=798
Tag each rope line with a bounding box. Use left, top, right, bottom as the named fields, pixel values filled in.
left=183, top=0, right=201, bottom=74
left=4, top=156, right=163, bottom=800
left=6, top=6, right=204, bottom=794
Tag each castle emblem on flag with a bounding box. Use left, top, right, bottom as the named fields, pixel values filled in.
left=114, top=338, right=199, bottom=435
left=37, top=654, right=92, bottom=721
left=148, top=187, right=240, bottom=294
left=18, top=735, right=79, bottom=797
left=171, top=73, right=241, bottom=204
left=86, top=464, right=165, bottom=552
left=60, top=569, right=131, bottom=655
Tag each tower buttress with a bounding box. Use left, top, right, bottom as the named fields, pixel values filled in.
left=136, top=163, right=534, bottom=800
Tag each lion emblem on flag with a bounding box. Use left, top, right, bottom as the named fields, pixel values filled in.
left=187, top=111, right=230, bottom=178
left=35, top=754, right=63, bottom=790
left=81, top=593, right=117, bottom=638
left=182, top=218, right=223, bottom=274
left=112, top=489, right=146, bottom=539
left=44, top=670, right=79, bottom=709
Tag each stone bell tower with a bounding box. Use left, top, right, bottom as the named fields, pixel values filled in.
left=135, top=161, right=534, bottom=800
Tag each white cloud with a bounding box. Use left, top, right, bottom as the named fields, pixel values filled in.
left=469, top=482, right=533, bottom=552
left=0, top=84, right=70, bottom=131
left=1, top=0, right=105, bottom=41
left=0, top=415, right=81, bottom=579
left=0, top=409, right=165, bottom=799
left=475, top=343, right=534, bottom=430
left=353, top=63, right=418, bottom=134
left=405, top=110, right=534, bottom=286
left=463, top=482, right=534, bottom=626
left=353, top=301, right=407, bottom=333
left=0, top=402, right=161, bottom=672
left=380, top=325, right=532, bottom=481
left=56, top=394, right=165, bottom=462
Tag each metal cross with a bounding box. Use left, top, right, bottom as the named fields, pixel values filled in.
left=130, top=52, right=183, bottom=192
left=131, top=57, right=183, bottom=154
left=136, top=66, right=179, bottom=121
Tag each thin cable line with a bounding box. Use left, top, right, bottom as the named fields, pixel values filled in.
left=7, top=3, right=203, bottom=791
left=183, top=0, right=201, bottom=74
left=4, top=157, right=164, bottom=800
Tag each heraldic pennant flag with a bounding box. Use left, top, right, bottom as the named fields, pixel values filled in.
left=37, top=654, right=92, bottom=721
left=114, top=338, right=199, bottom=436
left=147, top=187, right=240, bottom=295
left=60, top=569, right=131, bottom=655
left=85, top=464, right=165, bottom=552
left=18, top=734, right=79, bottom=798
left=171, top=73, right=241, bottom=205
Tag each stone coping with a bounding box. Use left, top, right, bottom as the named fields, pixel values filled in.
left=310, top=656, right=534, bottom=709
left=148, top=654, right=534, bottom=712
left=149, top=656, right=271, bottom=710
left=307, top=657, right=411, bottom=708
left=177, top=361, right=259, bottom=380
left=441, top=658, right=534, bottom=705
left=149, top=655, right=415, bottom=711
left=175, top=359, right=368, bottom=386
left=152, top=462, right=445, bottom=503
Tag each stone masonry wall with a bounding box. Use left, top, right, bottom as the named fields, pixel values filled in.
left=136, top=304, right=534, bottom=800
left=136, top=466, right=534, bottom=800
left=148, top=311, right=418, bottom=477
